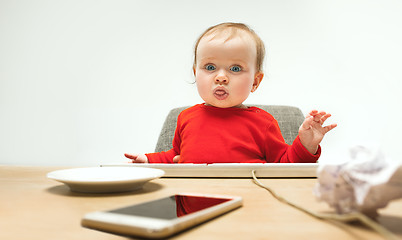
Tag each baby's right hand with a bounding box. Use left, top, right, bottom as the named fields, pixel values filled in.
left=124, top=153, right=149, bottom=163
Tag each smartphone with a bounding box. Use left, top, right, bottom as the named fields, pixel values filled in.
left=81, top=193, right=242, bottom=239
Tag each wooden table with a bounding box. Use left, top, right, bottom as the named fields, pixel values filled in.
left=1, top=166, right=402, bottom=240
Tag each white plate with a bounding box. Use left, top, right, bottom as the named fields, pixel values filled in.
left=47, top=167, right=165, bottom=193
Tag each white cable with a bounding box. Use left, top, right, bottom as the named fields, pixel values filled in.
left=251, top=170, right=399, bottom=240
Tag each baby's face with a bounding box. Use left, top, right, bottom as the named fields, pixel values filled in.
left=194, top=33, right=263, bottom=108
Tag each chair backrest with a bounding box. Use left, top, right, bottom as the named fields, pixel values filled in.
left=155, top=105, right=305, bottom=152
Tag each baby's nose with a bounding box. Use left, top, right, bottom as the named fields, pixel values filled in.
left=215, top=72, right=229, bottom=84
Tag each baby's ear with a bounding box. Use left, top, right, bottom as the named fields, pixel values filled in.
left=252, top=72, right=264, bottom=92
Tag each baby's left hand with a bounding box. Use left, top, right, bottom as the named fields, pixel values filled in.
left=298, top=110, right=337, bottom=155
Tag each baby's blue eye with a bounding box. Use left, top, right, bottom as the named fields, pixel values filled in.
left=205, top=65, right=216, bottom=71
left=230, top=66, right=242, bottom=72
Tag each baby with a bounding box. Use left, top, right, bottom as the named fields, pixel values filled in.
left=125, top=22, right=337, bottom=164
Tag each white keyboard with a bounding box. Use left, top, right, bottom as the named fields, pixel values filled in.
left=100, top=163, right=318, bottom=178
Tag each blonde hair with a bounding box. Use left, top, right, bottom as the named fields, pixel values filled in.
left=193, top=22, right=265, bottom=72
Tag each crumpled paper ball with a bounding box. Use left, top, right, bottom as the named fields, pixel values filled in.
left=314, top=145, right=402, bottom=217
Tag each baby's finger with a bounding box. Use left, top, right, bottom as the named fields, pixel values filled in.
left=173, top=155, right=180, bottom=163
left=301, top=116, right=314, bottom=130
left=323, top=123, right=337, bottom=133
left=124, top=153, right=137, bottom=160
left=320, top=113, right=332, bottom=124
left=307, top=110, right=318, bottom=118
left=312, top=111, right=326, bottom=123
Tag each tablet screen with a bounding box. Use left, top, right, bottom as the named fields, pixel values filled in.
left=109, top=194, right=231, bottom=220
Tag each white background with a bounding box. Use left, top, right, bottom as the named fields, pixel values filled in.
left=1, top=0, right=401, bottom=166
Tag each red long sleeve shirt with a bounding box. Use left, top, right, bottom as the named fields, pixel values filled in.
left=146, top=104, right=320, bottom=163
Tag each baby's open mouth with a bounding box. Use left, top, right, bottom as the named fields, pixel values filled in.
left=213, top=88, right=229, bottom=100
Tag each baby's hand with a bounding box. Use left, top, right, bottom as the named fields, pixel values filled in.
left=173, top=155, right=180, bottom=163
left=124, top=153, right=149, bottom=163
left=298, top=110, right=337, bottom=155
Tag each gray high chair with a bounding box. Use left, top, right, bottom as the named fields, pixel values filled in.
left=155, top=105, right=305, bottom=152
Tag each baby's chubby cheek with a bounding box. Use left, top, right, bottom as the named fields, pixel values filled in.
left=195, top=79, right=211, bottom=97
